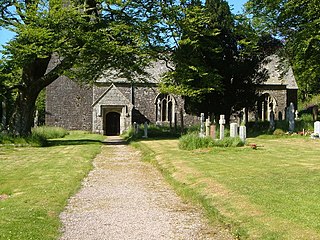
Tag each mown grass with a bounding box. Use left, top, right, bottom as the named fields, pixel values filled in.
left=0, top=131, right=105, bottom=240
left=133, top=136, right=320, bottom=239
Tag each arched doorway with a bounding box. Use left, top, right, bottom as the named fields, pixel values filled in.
left=106, top=112, right=120, bottom=136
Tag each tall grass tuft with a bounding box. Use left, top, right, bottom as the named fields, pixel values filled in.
left=121, top=124, right=181, bottom=142
left=31, top=126, right=69, bottom=139
left=179, top=133, right=244, bottom=150
left=0, top=126, right=68, bottom=147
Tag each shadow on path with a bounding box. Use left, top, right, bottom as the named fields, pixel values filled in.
left=103, top=136, right=128, bottom=146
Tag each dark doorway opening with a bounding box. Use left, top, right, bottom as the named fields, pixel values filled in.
left=106, top=112, right=120, bottom=136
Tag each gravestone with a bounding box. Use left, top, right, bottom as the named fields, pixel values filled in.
left=210, top=125, right=216, bottom=139
left=143, top=122, right=148, bottom=138
left=230, top=123, right=238, bottom=138
left=239, top=126, right=246, bottom=142
left=199, top=113, right=205, bottom=137
left=288, top=102, right=295, bottom=132
left=180, top=108, right=184, bottom=134
left=313, top=105, right=318, bottom=121
left=269, top=110, right=275, bottom=131
left=219, top=115, right=226, bottom=140
left=205, top=118, right=211, bottom=137
left=133, top=122, right=138, bottom=135
left=314, top=121, right=320, bottom=136
left=34, top=110, right=39, bottom=127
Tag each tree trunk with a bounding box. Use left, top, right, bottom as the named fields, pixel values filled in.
left=11, top=88, right=40, bottom=136
left=9, top=54, right=73, bottom=136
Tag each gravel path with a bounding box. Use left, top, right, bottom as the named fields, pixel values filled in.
left=59, top=137, right=233, bottom=240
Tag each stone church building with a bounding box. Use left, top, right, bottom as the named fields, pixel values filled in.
left=46, top=61, right=197, bottom=135
left=45, top=55, right=298, bottom=135
left=254, top=55, right=298, bottom=122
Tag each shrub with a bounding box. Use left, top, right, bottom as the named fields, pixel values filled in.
left=122, top=124, right=181, bottom=142
left=179, top=133, right=244, bottom=150
left=121, top=127, right=139, bottom=142
left=179, top=133, right=213, bottom=150
left=273, top=129, right=285, bottom=136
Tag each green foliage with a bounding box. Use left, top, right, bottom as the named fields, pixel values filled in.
left=122, top=124, right=181, bottom=142
left=179, top=133, right=244, bottom=150
left=0, top=0, right=168, bottom=136
left=35, top=90, right=46, bottom=125
left=299, top=114, right=313, bottom=122
left=298, top=94, right=320, bottom=111
left=245, top=0, right=320, bottom=99
left=161, top=0, right=278, bottom=118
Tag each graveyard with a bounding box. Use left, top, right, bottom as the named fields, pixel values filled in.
left=133, top=135, right=320, bottom=239
left=1, top=113, right=320, bottom=239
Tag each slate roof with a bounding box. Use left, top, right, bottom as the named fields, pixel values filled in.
left=95, top=55, right=298, bottom=90
left=260, top=54, right=298, bottom=89
left=95, top=60, right=169, bottom=84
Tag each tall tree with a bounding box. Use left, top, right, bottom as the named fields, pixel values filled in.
left=0, top=0, right=164, bottom=135
left=161, top=0, right=273, bottom=120
left=245, top=0, right=320, bottom=100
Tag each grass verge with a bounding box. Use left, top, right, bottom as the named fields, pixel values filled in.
left=0, top=131, right=105, bottom=240
left=132, top=137, right=320, bottom=239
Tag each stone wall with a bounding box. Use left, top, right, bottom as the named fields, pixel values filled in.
left=46, top=78, right=206, bottom=133
left=46, top=76, right=93, bottom=131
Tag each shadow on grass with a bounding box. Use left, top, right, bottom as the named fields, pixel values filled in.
left=47, top=139, right=103, bottom=147
left=126, top=136, right=180, bottom=144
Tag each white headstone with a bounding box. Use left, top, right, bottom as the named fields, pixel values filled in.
left=205, top=118, right=211, bottom=137
left=239, top=126, right=246, bottom=142
left=314, top=121, right=320, bottom=136
left=219, top=115, right=226, bottom=140
left=199, top=113, right=205, bottom=137
left=230, top=123, right=238, bottom=138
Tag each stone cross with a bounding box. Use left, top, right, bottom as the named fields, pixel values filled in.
left=239, top=126, right=246, bottom=142
left=199, top=113, right=205, bottom=137
left=205, top=118, right=211, bottom=137
left=314, top=121, right=320, bottom=136
left=230, top=123, right=238, bottom=138
left=143, top=122, right=148, bottom=138
left=219, top=115, right=226, bottom=140
left=288, top=102, right=295, bottom=132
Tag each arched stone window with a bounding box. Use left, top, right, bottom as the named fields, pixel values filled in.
left=257, top=93, right=278, bottom=121
left=155, top=94, right=176, bottom=123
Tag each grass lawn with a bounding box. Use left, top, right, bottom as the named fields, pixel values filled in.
left=0, top=132, right=105, bottom=240
left=134, top=136, right=320, bottom=239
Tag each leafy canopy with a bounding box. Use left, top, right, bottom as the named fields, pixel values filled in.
left=245, top=0, right=320, bottom=100
left=160, top=0, right=274, bottom=118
